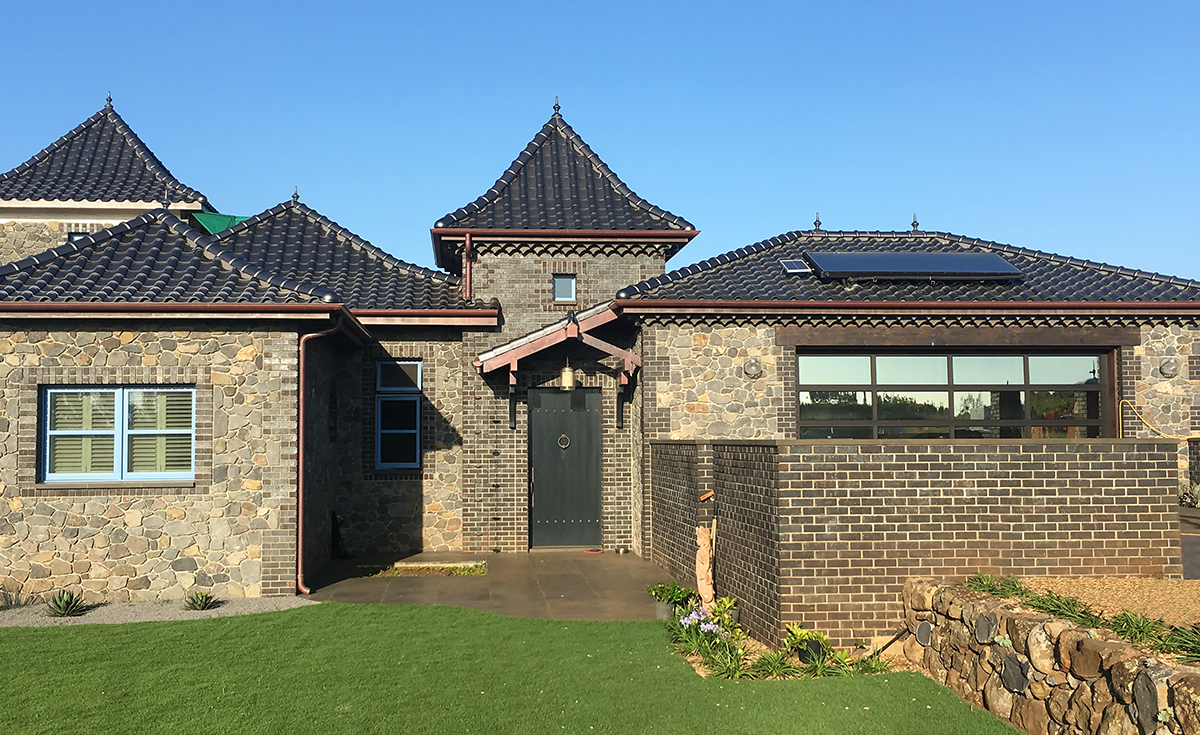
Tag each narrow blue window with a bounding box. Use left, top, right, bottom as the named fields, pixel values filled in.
left=376, top=360, right=422, bottom=469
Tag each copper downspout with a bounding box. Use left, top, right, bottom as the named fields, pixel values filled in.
left=463, top=232, right=473, bottom=301
left=296, top=312, right=349, bottom=595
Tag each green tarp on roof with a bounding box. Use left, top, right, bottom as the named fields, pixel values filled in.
left=191, top=211, right=248, bottom=235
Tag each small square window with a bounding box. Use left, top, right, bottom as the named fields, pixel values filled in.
left=552, top=274, right=576, bottom=302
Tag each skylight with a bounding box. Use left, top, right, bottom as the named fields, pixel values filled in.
left=780, top=259, right=811, bottom=274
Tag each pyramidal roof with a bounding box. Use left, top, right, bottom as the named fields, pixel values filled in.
left=0, top=98, right=211, bottom=208
left=0, top=209, right=333, bottom=304
left=434, top=107, right=694, bottom=233
left=214, top=197, right=486, bottom=310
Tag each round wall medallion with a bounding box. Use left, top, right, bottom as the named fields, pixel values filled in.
left=743, top=357, right=763, bottom=378
left=1159, top=357, right=1181, bottom=379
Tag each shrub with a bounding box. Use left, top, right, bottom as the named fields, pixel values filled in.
left=1180, top=482, right=1200, bottom=508
left=0, top=588, right=37, bottom=611
left=46, top=590, right=86, bottom=618
left=184, top=590, right=220, bottom=611
left=1107, top=611, right=1168, bottom=646
left=966, top=573, right=1028, bottom=598
left=748, top=650, right=800, bottom=680
left=647, top=581, right=696, bottom=605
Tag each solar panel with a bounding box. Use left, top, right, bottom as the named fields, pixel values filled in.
left=804, top=251, right=1022, bottom=280
left=780, top=259, right=811, bottom=274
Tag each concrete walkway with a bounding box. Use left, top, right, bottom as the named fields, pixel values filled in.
left=307, top=551, right=673, bottom=621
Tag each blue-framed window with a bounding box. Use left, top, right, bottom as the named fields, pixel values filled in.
left=42, top=386, right=196, bottom=482
left=552, top=273, right=576, bottom=302
left=376, top=360, right=421, bottom=469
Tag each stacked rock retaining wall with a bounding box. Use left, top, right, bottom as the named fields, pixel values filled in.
left=902, top=578, right=1200, bottom=735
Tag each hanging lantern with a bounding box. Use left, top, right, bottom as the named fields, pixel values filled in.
left=560, top=358, right=576, bottom=390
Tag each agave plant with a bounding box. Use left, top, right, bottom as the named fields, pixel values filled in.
left=46, top=590, right=87, bottom=617
left=184, top=590, right=220, bottom=611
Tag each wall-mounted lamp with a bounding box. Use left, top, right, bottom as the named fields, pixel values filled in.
left=560, top=358, right=576, bottom=390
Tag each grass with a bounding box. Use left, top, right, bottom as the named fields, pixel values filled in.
left=371, top=562, right=487, bottom=578
left=0, top=603, right=1013, bottom=735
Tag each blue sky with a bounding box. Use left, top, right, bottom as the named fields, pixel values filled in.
left=3, top=1, right=1198, bottom=279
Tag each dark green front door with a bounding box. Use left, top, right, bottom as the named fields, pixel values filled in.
left=528, top=388, right=601, bottom=547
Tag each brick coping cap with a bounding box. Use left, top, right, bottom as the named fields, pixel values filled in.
left=649, top=438, right=1179, bottom=448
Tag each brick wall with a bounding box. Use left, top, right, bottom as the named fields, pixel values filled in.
left=711, top=443, right=782, bottom=646
left=648, top=442, right=704, bottom=584
left=650, top=439, right=1182, bottom=648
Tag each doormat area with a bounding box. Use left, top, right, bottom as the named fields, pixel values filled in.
left=368, top=561, right=487, bottom=578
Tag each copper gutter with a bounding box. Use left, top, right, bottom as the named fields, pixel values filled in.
left=296, top=310, right=366, bottom=595
left=432, top=228, right=699, bottom=241
left=614, top=299, right=1200, bottom=316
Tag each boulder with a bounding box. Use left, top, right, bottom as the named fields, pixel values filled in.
left=1027, top=625, right=1058, bottom=676
left=1056, top=630, right=1089, bottom=672
left=1003, top=653, right=1033, bottom=693
left=1010, top=615, right=1051, bottom=653
left=1095, top=702, right=1139, bottom=735
left=1072, top=638, right=1125, bottom=681
left=975, top=612, right=1000, bottom=644
left=903, top=634, right=925, bottom=665
left=1108, top=657, right=1142, bottom=704
left=984, top=673, right=1015, bottom=719
left=1133, top=666, right=1173, bottom=735
left=1065, top=683, right=1093, bottom=730
left=1012, top=694, right=1052, bottom=735
left=1172, top=674, right=1200, bottom=735
left=916, top=620, right=933, bottom=646
left=1048, top=686, right=1073, bottom=724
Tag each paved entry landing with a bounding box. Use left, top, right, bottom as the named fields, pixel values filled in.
left=307, top=552, right=672, bottom=621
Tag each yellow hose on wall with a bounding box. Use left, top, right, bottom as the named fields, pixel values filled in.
left=1117, top=399, right=1200, bottom=441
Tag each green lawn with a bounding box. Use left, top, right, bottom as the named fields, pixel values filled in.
left=1, top=603, right=1014, bottom=735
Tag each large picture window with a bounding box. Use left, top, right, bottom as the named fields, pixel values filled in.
left=42, top=387, right=195, bottom=482
left=797, top=354, right=1105, bottom=440
left=376, top=360, right=422, bottom=469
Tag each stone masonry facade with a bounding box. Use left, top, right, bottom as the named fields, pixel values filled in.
left=0, top=220, right=109, bottom=265
left=650, top=439, right=1181, bottom=648
left=0, top=323, right=300, bottom=601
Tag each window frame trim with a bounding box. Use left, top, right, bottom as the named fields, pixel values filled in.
left=552, top=273, right=577, bottom=303
left=41, top=385, right=197, bottom=483
left=796, top=351, right=1110, bottom=440
left=374, top=359, right=423, bottom=470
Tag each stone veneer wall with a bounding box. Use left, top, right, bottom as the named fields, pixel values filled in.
left=902, top=578, right=1200, bottom=735
left=0, top=220, right=109, bottom=264
left=642, top=320, right=794, bottom=441
left=649, top=439, right=1182, bottom=648
left=0, top=323, right=300, bottom=601
left=1123, top=324, right=1200, bottom=479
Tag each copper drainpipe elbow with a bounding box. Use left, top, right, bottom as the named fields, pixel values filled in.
left=296, top=312, right=347, bottom=595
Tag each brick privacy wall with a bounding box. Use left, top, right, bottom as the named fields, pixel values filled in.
left=711, top=443, right=782, bottom=647
left=650, top=439, right=1182, bottom=648
left=647, top=442, right=703, bottom=586
left=0, top=323, right=300, bottom=600
left=0, top=220, right=111, bottom=264
left=777, top=440, right=1182, bottom=647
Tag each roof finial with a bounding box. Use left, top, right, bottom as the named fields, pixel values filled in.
left=292, top=186, right=299, bottom=203
left=105, top=92, right=112, bottom=108
left=912, top=213, right=919, bottom=232
left=161, top=184, right=172, bottom=210
left=553, top=96, right=561, bottom=116
left=814, top=212, right=821, bottom=231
